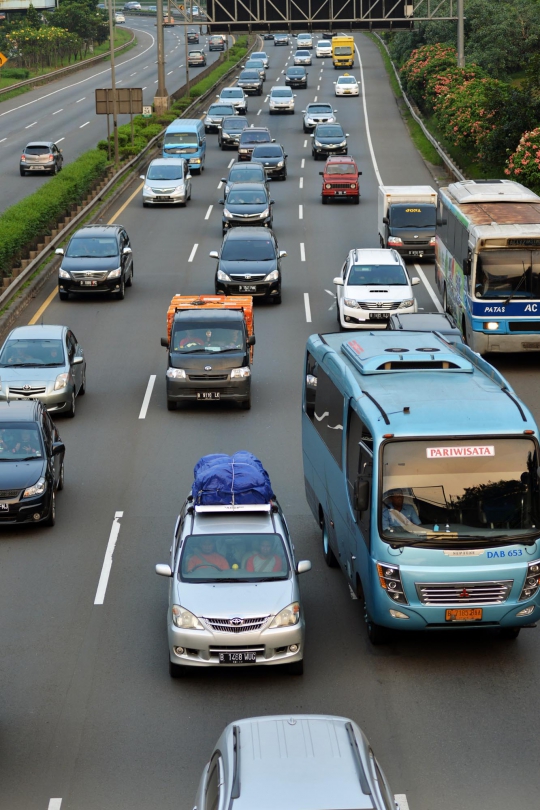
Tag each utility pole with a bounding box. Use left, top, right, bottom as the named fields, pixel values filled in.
left=457, top=0, right=465, bottom=67
left=107, top=0, right=119, bottom=164
left=154, top=0, right=170, bottom=113
left=183, top=0, right=191, bottom=96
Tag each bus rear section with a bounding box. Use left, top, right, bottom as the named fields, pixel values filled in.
left=162, top=119, right=206, bottom=173
left=302, top=330, right=540, bottom=642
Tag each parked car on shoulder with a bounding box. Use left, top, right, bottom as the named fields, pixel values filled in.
left=56, top=224, right=133, bottom=301
left=20, top=141, right=63, bottom=176
left=320, top=155, right=360, bottom=204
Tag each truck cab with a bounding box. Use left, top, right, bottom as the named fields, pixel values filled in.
left=378, top=185, right=437, bottom=259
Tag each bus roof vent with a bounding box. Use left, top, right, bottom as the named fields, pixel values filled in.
left=448, top=179, right=540, bottom=205
left=340, top=333, right=474, bottom=375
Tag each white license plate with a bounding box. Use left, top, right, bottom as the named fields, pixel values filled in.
left=409, top=250, right=424, bottom=256
left=156, top=196, right=172, bottom=201
left=369, top=312, right=390, bottom=320
left=0, top=502, right=9, bottom=511
left=239, top=285, right=257, bottom=292
left=219, top=651, right=257, bottom=663
left=197, top=392, right=220, bottom=400
left=81, top=280, right=98, bottom=286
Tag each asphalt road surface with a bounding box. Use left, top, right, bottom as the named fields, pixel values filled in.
left=1, top=32, right=539, bottom=810
left=0, top=16, right=228, bottom=213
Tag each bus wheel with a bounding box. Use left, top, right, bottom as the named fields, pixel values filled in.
left=321, top=518, right=338, bottom=568
left=364, top=608, right=390, bottom=645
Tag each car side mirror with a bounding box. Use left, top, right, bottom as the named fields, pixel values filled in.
left=310, top=133, right=314, bottom=137
left=72, top=355, right=84, bottom=365
left=202, top=110, right=207, bottom=114
left=161, top=337, right=169, bottom=347
left=221, top=178, right=226, bottom=183
left=296, top=560, right=312, bottom=574
left=354, top=479, right=369, bottom=512
left=270, top=199, right=275, bottom=205
left=346, top=133, right=350, bottom=137
left=218, top=200, right=225, bottom=205
left=334, top=277, right=344, bottom=286
left=52, top=441, right=65, bottom=456
left=294, top=94, right=297, bottom=97
left=285, top=154, right=288, bottom=158
left=411, top=277, right=420, bottom=286
left=382, top=216, right=389, bottom=224
left=333, top=81, right=336, bottom=84
left=334, top=109, right=337, bottom=112
left=279, top=250, right=287, bottom=258
left=139, top=174, right=145, bottom=180
left=247, top=334, right=256, bottom=346
left=359, top=171, right=362, bottom=175
left=302, top=109, right=306, bottom=113
left=155, top=563, right=173, bottom=577
left=186, top=174, right=192, bottom=180
left=123, top=246, right=132, bottom=254
left=271, top=138, right=276, bottom=142
left=209, top=251, right=219, bottom=259
left=319, top=171, right=324, bottom=175
left=55, top=248, right=64, bottom=255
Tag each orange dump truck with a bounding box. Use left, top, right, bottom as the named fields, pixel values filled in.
left=161, top=295, right=255, bottom=410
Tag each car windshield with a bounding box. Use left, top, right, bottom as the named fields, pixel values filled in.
left=476, top=249, right=540, bottom=300
left=0, top=339, right=65, bottom=367
left=246, top=60, right=264, bottom=68
left=317, top=125, right=344, bottom=138
left=221, top=89, right=242, bottom=98
left=179, top=533, right=290, bottom=582
left=338, top=77, right=356, bottom=84
left=390, top=204, right=436, bottom=228
left=209, top=105, right=235, bottom=115
left=25, top=145, right=50, bottom=155
left=227, top=189, right=267, bottom=205
left=65, top=237, right=117, bottom=258
left=295, top=50, right=309, bottom=56
left=307, top=104, right=332, bottom=114
left=223, top=117, right=246, bottom=130
left=240, top=71, right=260, bottom=79
left=164, top=132, right=197, bottom=145
left=147, top=164, right=183, bottom=180
left=348, top=264, right=408, bottom=285
left=381, top=438, right=540, bottom=545
left=240, top=131, right=270, bottom=143
left=326, top=162, right=356, bottom=174
left=287, top=68, right=304, bottom=75
left=221, top=239, right=275, bottom=261
left=229, top=167, right=264, bottom=182
left=252, top=146, right=282, bottom=157
left=271, top=88, right=292, bottom=97
left=0, top=423, right=43, bottom=460
left=171, top=324, right=245, bottom=353
left=318, top=40, right=330, bottom=46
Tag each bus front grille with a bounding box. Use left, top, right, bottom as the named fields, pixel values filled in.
left=416, top=580, right=513, bottom=605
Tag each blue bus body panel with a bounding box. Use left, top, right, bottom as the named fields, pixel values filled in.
left=162, top=118, right=206, bottom=169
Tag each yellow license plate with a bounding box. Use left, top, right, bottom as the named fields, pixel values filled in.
left=446, top=608, right=483, bottom=622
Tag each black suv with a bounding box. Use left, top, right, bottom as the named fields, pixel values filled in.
left=212, top=227, right=286, bottom=303
left=218, top=116, right=248, bottom=150
left=285, top=66, right=308, bottom=88
left=0, top=400, right=65, bottom=526
left=250, top=144, right=288, bottom=180
left=237, top=127, right=274, bottom=161
left=56, top=224, right=134, bottom=301
left=311, top=122, right=349, bottom=159
left=220, top=182, right=274, bottom=234
left=237, top=69, right=263, bottom=96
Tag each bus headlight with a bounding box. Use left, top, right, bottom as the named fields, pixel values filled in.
left=484, top=322, right=500, bottom=330
left=376, top=562, right=408, bottom=605
left=519, top=560, right=540, bottom=601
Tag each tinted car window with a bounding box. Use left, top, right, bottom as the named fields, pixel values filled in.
left=0, top=423, right=43, bottom=459
left=239, top=70, right=260, bottom=79
left=227, top=189, right=268, bottom=205
left=229, top=166, right=265, bottom=182
left=222, top=117, right=247, bottom=130
left=221, top=88, right=243, bottom=98
left=252, top=146, right=282, bottom=157
left=66, top=237, right=118, bottom=258
left=317, top=125, right=344, bottom=138
left=239, top=131, right=271, bottom=144
left=287, top=68, right=305, bottom=75
left=307, top=104, right=333, bottom=113
left=348, top=264, right=408, bottom=286
left=147, top=164, right=184, bottom=180
left=221, top=239, right=275, bottom=261
left=0, top=339, right=65, bottom=367
left=25, top=145, right=50, bottom=155
left=271, top=88, right=293, bottom=97
left=171, top=324, right=245, bottom=352
left=208, top=104, right=235, bottom=115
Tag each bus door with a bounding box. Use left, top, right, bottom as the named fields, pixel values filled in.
left=345, top=403, right=373, bottom=589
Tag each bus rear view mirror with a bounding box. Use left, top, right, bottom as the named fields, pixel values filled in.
left=437, top=217, right=447, bottom=226
left=463, top=258, right=471, bottom=276
left=354, top=479, right=369, bottom=512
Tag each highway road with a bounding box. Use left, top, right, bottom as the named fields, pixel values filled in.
left=0, top=15, right=228, bottom=213
left=0, top=31, right=539, bottom=810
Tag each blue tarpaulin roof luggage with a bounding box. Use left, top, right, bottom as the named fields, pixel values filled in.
left=192, top=452, right=274, bottom=505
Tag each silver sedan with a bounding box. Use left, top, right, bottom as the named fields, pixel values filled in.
left=141, top=158, right=192, bottom=206
left=0, top=325, right=86, bottom=418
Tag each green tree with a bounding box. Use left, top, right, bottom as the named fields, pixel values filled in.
left=25, top=3, right=42, bottom=29
left=50, top=2, right=108, bottom=51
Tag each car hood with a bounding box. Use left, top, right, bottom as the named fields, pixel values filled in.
left=389, top=225, right=435, bottom=239
left=1, top=367, right=66, bottom=384
left=146, top=178, right=184, bottom=190
left=61, top=256, right=119, bottom=272
left=169, top=351, right=246, bottom=370
left=225, top=203, right=268, bottom=215
left=315, top=135, right=346, bottom=144
left=252, top=157, right=282, bottom=166
left=324, top=172, right=357, bottom=181
left=220, top=259, right=277, bottom=276
left=177, top=577, right=295, bottom=619
left=345, top=284, right=412, bottom=300
left=0, top=458, right=46, bottom=489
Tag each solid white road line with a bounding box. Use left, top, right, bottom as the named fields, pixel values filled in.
left=355, top=42, right=383, bottom=186
left=394, top=796, right=410, bottom=810
left=48, top=801, right=62, bottom=810
left=300, top=242, right=306, bottom=261
left=301, top=158, right=305, bottom=168
left=414, top=263, right=444, bottom=312
left=205, top=204, right=213, bottom=220
left=52, top=109, right=63, bottom=115
left=299, top=177, right=303, bottom=188
left=94, top=512, right=123, bottom=605
left=299, top=204, right=303, bottom=219
left=228, top=158, right=235, bottom=168
left=80, top=121, right=90, bottom=128
left=25, top=121, right=37, bottom=128
left=138, top=375, right=156, bottom=419
left=188, top=243, right=198, bottom=262
left=304, top=292, right=312, bottom=322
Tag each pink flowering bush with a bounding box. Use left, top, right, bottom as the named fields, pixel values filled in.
left=433, top=76, right=505, bottom=156
left=506, top=128, right=540, bottom=187
left=400, top=43, right=457, bottom=106
left=425, top=65, right=487, bottom=108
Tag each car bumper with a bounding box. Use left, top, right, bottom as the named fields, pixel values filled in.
left=369, top=598, right=540, bottom=631
left=322, top=189, right=358, bottom=198
left=238, top=86, right=261, bottom=95
left=336, top=89, right=359, bottom=96
left=341, top=302, right=416, bottom=327
left=260, top=165, right=286, bottom=177
left=167, top=620, right=304, bottom=667
left=270, top=104, right=294, bottom=112
left=223, top=216, right=272, bottom=229
left=204, top=121, right=222, bottom=132
left=294, top=60, right=311, bottom=65
left=285, top=79, right=306, bottom=87
left=237, top=150, right=254, bottom=160
left=0, top=490, right=54, bottom=525
left=20, top=164, right=53, bottom=172
left=313, top=145, right=347, bottom=156
left=216, top=280, right=281, bottom=299
left=0, top=387, right=75, bottom=413
left=59, top=279, right=124, bottom=295
left=167, top=375, right=250, bottom=402
left=220, top=136, right=241, bottom=147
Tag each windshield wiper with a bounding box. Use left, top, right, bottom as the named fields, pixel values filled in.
left=3, top=362, right=42, bottom=367
left=386, top=532, right=537, bottom=548
left=19, top=455, right=42, bottom=461
left=504, top=262, right=532, bottom=305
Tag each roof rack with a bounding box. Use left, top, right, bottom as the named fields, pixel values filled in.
left=194, top=504, right=273, bottom=513
left=345, top=722, right=372, bottom=797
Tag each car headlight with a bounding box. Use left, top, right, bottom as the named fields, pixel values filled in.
left=23, top=476, right=47, bottom=499
left=172, top=604, right=204, bottom=630
left=231, top=366, right=251, bottom=378
left=387, top=236, right=403, bottom=246
left=269, top=602, right=300, bottom=628
left=223, top=209, right=234, bottom=219
left=350, top=183, right=357, bottom=189
left=54, top=372, right=69, bottom=390
left=337, top=140, right=347, bottom=147
left=166, top=368, right=186, bottom=379
left=399, top=299, right=414, bottom=309
left=344, top=298, right=359, bottom=308
left=59, top=268, right=70, bottom=279
left=108, top=267, right=122, bottom=279
left=265, top=269, right=279, bottom=281
left=143, top=184, right=153, bottom=194
left=259, top=208, right=269, bottom=218
left=276, top=161, right=284, bottom=168
left=206, top=117, right=214, bottom=123
left=239, top=148, right=248, bottom=153
left=217, top=269, right=231, bottom=281
left=376, top=562, right=408, bottom=605
left=173, top=185, right=185, bottom=193
left=191, top=158, right=201, bottom=163
left=314, top=140, right=323, bottom=147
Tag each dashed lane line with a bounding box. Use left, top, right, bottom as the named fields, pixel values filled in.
left=188, top=243, right=198, bottom=262
left=94, top=512, right=124, bottom=605
left=300, top=242, right=306, bottom=262
left=79, top=121, right=90, bottom=128
left=139, top=375, right=156, bottom=419
left=304, top=292, right=312, bottom=322
left=299, top=204, right=303, bottom=219
left=414, top=263, right=444, bottom=312
left=205, top=204, right=213, bottom=220
left=299, top=177, right=303, bottom=189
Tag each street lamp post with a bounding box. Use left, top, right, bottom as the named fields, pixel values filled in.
left=457, top=0, right=465, bottom=67
left=107, top=0, right=119, bottom=163
left=184, top=0, right=191, bottom=96
left=154, top=0, right=170, bottom=114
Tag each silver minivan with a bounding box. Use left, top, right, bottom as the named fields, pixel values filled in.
left=194, top=715, right=403, bottom=810
left=155, top=500, right=311, bottom=677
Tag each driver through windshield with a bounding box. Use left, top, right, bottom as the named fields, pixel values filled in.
left=65, top=237, right=118, bottom=258
left=171, top=323, right=245, bottom=353
left=179, top=533, right=290, bottom=581
left=0, top=339, right=65, bottom=367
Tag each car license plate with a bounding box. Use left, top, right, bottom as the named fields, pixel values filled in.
left=409, top=250, right=424, bottom=257
left=219, top=651, right=257, bottom=664
left=446, top=608, right=483, bottom=622
left=81, top=280, right=98, bottom=286
left=156, top=196, right=172, bottom=201
left=336, top=191, right=347, bottom=195
left=369, top=312, right=390, bottom=319
left=197, top=392, right=220, bottom=400
left=239, top=285, right=257, bottom=292
left=0, top=502, right=8, bottom=511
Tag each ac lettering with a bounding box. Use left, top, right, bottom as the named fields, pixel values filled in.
left=524, top=304, right=538, bottom=312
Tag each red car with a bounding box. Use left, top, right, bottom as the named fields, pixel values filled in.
left=319, top=155, right=361, bottom=204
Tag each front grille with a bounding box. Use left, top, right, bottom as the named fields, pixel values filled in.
left=402, top=240, right=431, bottom=247
left=357, top=301, right=401, bottom=311
left=176, top=387, right=240, bottom=396
left=509, top=321, right=540, bottom=332
left=416, top=580, right=513, bottom=605
left=204, top=616, right=269, bottom=633
left=70, top=271, right=109, bottom=281
left=188, top=374, right=228, bottom=381
left=210, top=645, right=265, bottom=653
left=229, top=273, right=266, bottom=281
left=0, top=489, right=21, bottom=499
left=9, top=386, right=47, bottom=396
left=329, top=183, right=353, bottom=189
left=152, top=188, right=175, bottom=194
left=233, top=212, right=263, bottom=219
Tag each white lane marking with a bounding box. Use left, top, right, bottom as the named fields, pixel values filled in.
left=142, top=86, right=147, bottom=90
left=94, top=512, right=124, bottom=605
left=143, top=65, right=149, bottom=69
left=52, top=109, right=63, bottom=115
left=300, top=242, right=306, bottom=261
left=414, top=263, right=443, bottom=312
left=348, top=584, right=358, bottom=600
left=0, top=137, right=6, bottom=142
left=299, top=177, right=303, bottom=189
left=130, top=71, right=137, bottom=76
left=205, top=204, right=213, bottom=220
left=154, top=80, right=158, bottom=83
left=304, top=292, right=312, bottom=322
left=48, top=801, right=62, bottom=810
left=188, top=243, right=198, bottom=262
left=76, top=97, right=85, bottom=103
left=56, top=137, right=65, bottom=143
left=303, top=139, right=307, bottom=147
left=25, top=121, right=37, bottom=128
left=217, top=181, right=223, bottom=189
left=116, top=79, right=123, bottom=84
left=257, top=109, right=261, bottom=115
left=167, top=70, right=173, bottom=75
left=139, top=375, right=156, bottom=420
left=80, top=121, right=90, bottom=128
left=299, top=204, right=303, bottom=219
left=317, top=84, right=320, bottom=90
left=325, top=288, right=337, bottom=310
left=395, top=796, right=410, bottom=810
left=301, top=158, right=305, bottom=168
left=314, top=95, right=318, bottom=101
left=355, top=42, right=383, bottom=186
left=228, top=158, right=235, bottom=168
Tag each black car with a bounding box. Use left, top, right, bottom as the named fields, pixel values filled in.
left=0, top=400, right=64, bottom=527
left=219, top=182, right=274, bottom=234
left=222, top=161, right=268, bottom=194
left=250, top=144, right=288, bottom=180
left=218, top=116, right=249, bottom=150
left=56, top=224, right=133, bottom=301
left=187, top=31, right=199, bottom=42
left=311, top=122, right=349, bottom=159
left=237, top=69, right=263, bottom=96
left=285, top=66, right=308, bottom=88
left=263, top=31, right=274, bottom=39
left=238, top=127, right=274, bottom=161
left=212, top=227, right=286, bottom=303
left=388, top=312, right=463, bottom=341
left=274, top=33, right=289, bottom=45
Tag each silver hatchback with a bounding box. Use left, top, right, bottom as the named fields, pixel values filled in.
left=0, top=325, right=86, bottom=418
left=155, top=500, right=311, bottom=676
left=141, top=158, right=192, bottom=206
left=20, top=141, right=63, bottom=176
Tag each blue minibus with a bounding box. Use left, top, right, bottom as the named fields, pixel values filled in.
left=162, top=118, right=206, bottom=172
left=302, top=329, right=540, bottom=642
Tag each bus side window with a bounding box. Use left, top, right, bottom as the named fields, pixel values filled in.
left=305, top=351, right=318, bottom=419
left=306, top=361, right=344, bottom=466
left=346, top=406, right=373, bottom=528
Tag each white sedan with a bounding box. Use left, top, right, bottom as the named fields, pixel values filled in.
left=316, top=39, right=332, bottom=57
left=334, top=73, right=360, bottom=96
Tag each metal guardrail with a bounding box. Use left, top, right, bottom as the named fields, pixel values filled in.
left=0, top=34, right=258, bottom=312
left=372, top=32, right=467, bottom=182
left=0, top=30, right=136, bottom=98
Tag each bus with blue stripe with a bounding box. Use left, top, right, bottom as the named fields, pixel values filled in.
left=435, top=179, right=540, bottom=355
left=302, top=329, right=540, bottom=642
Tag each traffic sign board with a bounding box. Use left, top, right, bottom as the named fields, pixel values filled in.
left=0, top=52, right=8, bottom=68
left=142, top=105, right=152, bottom=118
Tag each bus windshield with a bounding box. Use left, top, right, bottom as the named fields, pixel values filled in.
left=476, top=249, right=540, bottom=299
left=381, top=438, right=540, bottom=545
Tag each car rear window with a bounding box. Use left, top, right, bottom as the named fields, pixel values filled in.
left=240, top=131, right=271, bottom=144
left=25, top=145, right=50, bottom=155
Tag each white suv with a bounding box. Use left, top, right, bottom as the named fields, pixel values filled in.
left=334, top=248, right=419, bottom=329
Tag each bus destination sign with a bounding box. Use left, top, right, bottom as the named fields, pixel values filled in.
left=507, top=238, right=540, bottom=247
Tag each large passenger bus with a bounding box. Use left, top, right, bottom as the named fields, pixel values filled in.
left=435, top=179, right=540, bottom=355
left=302, top=329, right=540, bottom=642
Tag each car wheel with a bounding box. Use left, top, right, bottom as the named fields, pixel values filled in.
left=365, top=607, right=390, bottom=645
left=240, top=397, right=251, bottom=410
left=281, top=170, right=287, bottom=180
left=65, top=391, right=76, bottom=419
left=44, top=491, right=56, bottom=527
left=312, top=151, right=317, bottom=159
left=353, top=195, right=360, bottom=204
left=167, top=398, right=177, bottom=411
left=143, top=201, right=149, bottom=207
left=272, top=294, right=282, bottom=305
left=204, top=126, right=210, bottom=133
left=321, top=516, right=338, bottom=567
left=58, top=289, right=69, bottom=301
left=126, top=264, right=133, bottom=287
left=79, top=368, right=86, bottom=396
left=286, top=659, right=304, bottom=675
left=20, top=169, right=26, bottom=176
left=57, top=460, right=65, bottom=491
left=51, top=163, right=58, bottom=176
left=169, top=659, right=188, bottom=678
left=269, top=110, right=274, bottom=115
left=116, top=276, right=126, bottom=300
left=322, top=195, right=328, bottom=205
left=302, top=124, right=307, bottom=133
left=500, top=627, right=521, bottom=640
